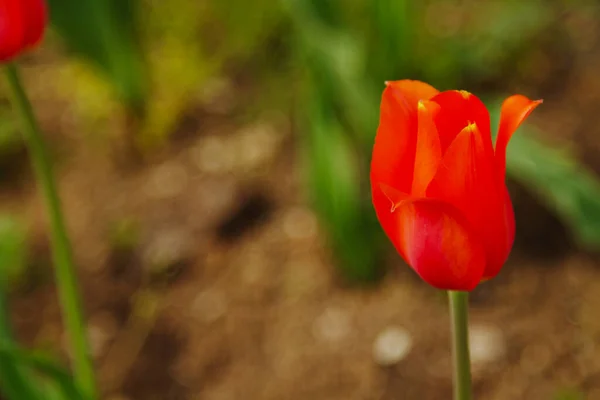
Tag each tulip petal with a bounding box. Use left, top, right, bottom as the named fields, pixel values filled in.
left=384, top=80, right=441, bottom=111
left=431, top=90, right=493, bottom=158
left=372, top=80, right=439, bottom=193
left=379, top=184, right=486, bottom=291
left=22, top=0, right=46, bottom=48
left=371, top=80, right=438, bottom=242
left=495, top=95, right=543, bottom=179
left=0, top=0, right=25, bottom=61
left=482, top=186, right=516, bottom=279
left=412, top=100, right=442, bottom=197
left=427, top=122, right=510, bottom=278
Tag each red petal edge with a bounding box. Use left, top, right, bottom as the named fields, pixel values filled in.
left=495, top=95, right=543, bottom=180
left=378, top=183, right=486, bottom=291
left=371, top=80, right=439, bottom=247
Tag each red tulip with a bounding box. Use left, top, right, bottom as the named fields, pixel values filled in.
left=370, top=80, right=541, bottom=291
left=0, top=0, right=47, bottom=62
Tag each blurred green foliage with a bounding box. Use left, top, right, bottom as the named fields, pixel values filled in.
left=0, top=339, right=84, bottom=400
left=301, top=94, right=384, bottom=282
left=139, top=0, right=285, bottom=147
left=0, top=216, right=28, bottom=290
left=0, top=217, right=81, bottom=400
left=47, top=0, right=147, bottom=113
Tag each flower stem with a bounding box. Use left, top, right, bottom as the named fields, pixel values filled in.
left=3, top=63, right=97, bottom=400
left=448, top=290, right=472, bottom=400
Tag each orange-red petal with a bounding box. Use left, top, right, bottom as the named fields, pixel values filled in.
left=371, top=80, right=439, bottom=243
left=380, top=184, right=486, bottom=291
left=0, top=0, right=46, bottom=61
left=483, top=186, right=516, bottom=279
left=430, top=90, right=493, bottom=159
left=412, top=100, right=442, bottom=197
left=0, top=0, right=25, bottom=61
left=22, top=0, right=46, bottom=48
left=495, top=95, right=543, bottom=180
left=384, top=80, right=440, bottom=111
left=427, top=122, right=511, bottom=278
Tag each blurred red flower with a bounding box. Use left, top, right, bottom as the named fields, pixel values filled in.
left=0, top=0, right=47, bottom=62
left=370, top=80, right=542, bottom=291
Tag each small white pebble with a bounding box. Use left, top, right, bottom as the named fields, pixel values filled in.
left=235, top=123, right=279, bottom=168
left=373, top=327, right=413, bottom=366
left=469, top=324, right=506, bottom=366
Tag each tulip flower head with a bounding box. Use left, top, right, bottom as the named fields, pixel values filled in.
left=370, top=80, right=541, bottom=291
left=0, top=0, right=47, bottom=62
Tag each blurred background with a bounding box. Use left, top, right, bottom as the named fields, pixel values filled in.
left=2, top=0, right=600, bottom=399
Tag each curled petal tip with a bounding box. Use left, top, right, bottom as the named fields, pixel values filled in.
left=456, top=90, right=471, bottom=99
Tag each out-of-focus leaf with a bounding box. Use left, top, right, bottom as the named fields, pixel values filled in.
left=489, top=100, right=600, bottom=249
left=47, top=0, right=146, bottom=111
left=0, top=293, right=39, bottom=400
left=461, top=1, right=551, bottom=79
left=368, top=0, right=413, bottom=83
left=137, top=0, right=213, bottom=148
left=0, top=216, right=27, bottom=290
left=0, top=343, right=83, bottom=400
left=0, top=353, right=39, bottom=400
left=286, top=0, right=384, bottom=283
left=301, top=96, right=384, bottom=282
left=211, top=0, right=285, bottom=59
left=553, top=388, right=585, bottom=400
left=285, top=0, right=378, bottom=147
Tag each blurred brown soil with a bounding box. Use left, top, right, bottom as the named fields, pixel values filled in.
left=6, top=7, right=600, bottom=400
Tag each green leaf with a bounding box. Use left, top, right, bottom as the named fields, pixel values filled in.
left=368, top=0, right=413, bottom=82
left=301, top=97, right=384, bottom=282
left=0, top=344, right=84, bottom=400
left=0, top=216, right=28, bottom=290
left=47, top=0, right=147, bottom=110
left=0, top=292, right=39, bottom=400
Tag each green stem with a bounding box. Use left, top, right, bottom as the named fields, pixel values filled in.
left=4, top=64, right=97, bottom=400
left=448, top=290, right=472, bottom=400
